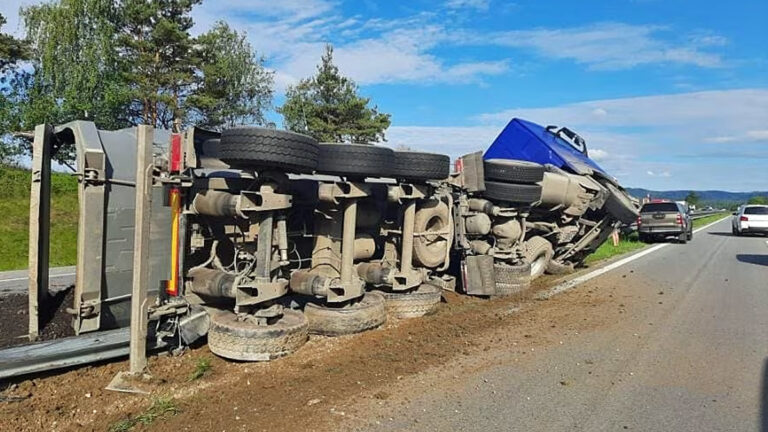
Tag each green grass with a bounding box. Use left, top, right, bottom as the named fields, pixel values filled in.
left=109, top=396, right=181, bottom=432
left=584, top=231, right=645, bottom=265
left=584, top=212, right=730, bottom=266
left=692, top=212, right=729, bottom=228
left=188, top=357, right=212, bottom=381
left=0, top=166, right=79, bottom=271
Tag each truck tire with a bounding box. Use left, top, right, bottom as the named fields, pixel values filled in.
left=207, top=308, right=308, bottom=361
left=304, top=291, right=387, bottom=336
left=545, top=259, right=575, bottom=275
left=413, top=200, right=452, bottom=268
left=523, top=236, right=553, bottom=279
left=484, top=159, right=545, bottom=184
left=483, top=181, right=542, bottom=204
left=602, top=182, right=639, bottom=224
left=392, top=150, right=450, bottom=181
left=219, top=127, right=319, bottom=173
left=493, top=262, right=531, bottom=296
left=378, top=284, right=442, bottom=318
left=316, top=143, right=394, bottom=178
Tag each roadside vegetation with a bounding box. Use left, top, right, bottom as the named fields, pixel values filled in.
left=585, top=232, right=644, bottom=265
left=108, top=396, right=180, bottom=432
left=585, top=212, right=730, bottom=266
left=0, top=165, right=78, bottom=271
left=692, top=212, right=729, bottom=228
left=188, top=357, right=212, bottom=381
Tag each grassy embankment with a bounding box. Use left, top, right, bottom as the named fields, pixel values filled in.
left=585, top=212, right=730, bottom=265
left=0, top=166, right=79, bottom=271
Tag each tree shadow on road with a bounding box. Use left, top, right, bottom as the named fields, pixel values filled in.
left=736, top=254, right=768, bottom=266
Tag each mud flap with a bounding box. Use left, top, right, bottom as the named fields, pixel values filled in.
left=462, top=255, right=496, bottom=295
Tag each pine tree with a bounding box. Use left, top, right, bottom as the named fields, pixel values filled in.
left=279, top=45, right=391, bottom=143
left=117, top=0, right=200, bottom=128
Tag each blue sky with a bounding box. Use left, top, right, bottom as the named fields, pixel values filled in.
left=2, top=0, right=767, bottom=191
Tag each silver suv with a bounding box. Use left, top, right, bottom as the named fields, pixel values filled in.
left=638, top=201, right=693, bottom=243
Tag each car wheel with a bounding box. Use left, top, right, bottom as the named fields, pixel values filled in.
left=316, top=143, right=395, bottom=178
left=219, top=127, right=320, bottom=173
left=638, top=233, right=648, bottom=243
left=678, top=232, right=688, bottom=244
left=523, top=236, right=553, bottom=279
left=483, top=181, right=542, bottom=204
left=391, top=150, right=450, bottom=181
left=483, top=159, right=545, bottom=184
left=303, top=292, right=387, bottom=336
left=208, top=308, right=309, bottom=361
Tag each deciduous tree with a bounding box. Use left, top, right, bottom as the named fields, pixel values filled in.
left=188, top=22, right=274, bottom=130
left=279, top=45, right=391, bottom=143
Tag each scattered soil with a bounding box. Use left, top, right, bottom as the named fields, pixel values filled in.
left=0, top=287, right=76, bottom=349
left=0, top=276, right=625, bottom=432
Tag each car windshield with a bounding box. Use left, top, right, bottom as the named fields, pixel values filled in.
left=743, top=207, right=768, bottom=215
left=641, top=202, right=679, bottom=213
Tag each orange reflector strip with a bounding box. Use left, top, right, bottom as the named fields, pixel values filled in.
left=167, top=187, right=181, bottom=296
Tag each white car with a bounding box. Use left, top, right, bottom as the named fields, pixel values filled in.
left=732, top=205, right=768, bottom=236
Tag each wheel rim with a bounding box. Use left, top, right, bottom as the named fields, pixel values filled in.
left=531, top=254, right=547, bottom=276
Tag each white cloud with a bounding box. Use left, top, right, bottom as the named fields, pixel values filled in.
left=473, top=22, right=724, bottom=70
left=476, top=89, right=768, bottom=138
left=746, top=130, right=768, bottom=141
left=706, top=129, right=768, bottom=144
left=384, top=126, right=500, bottom=159
left=589, top=148, right=609, bottom=161
left=387, top=89, right=768, bottom=189
left=445, top=0, right=491, bottom=11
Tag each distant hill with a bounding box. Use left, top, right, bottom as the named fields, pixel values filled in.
left=625, top=188, right=768, bottom=205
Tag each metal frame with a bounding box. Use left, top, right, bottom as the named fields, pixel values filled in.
left=27, top=124, right=54, bottom=340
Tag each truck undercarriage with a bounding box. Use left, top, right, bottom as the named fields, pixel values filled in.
left=3, top=118, right=638, bottom=378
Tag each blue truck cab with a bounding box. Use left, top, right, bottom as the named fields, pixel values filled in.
left=484, top=118, right=607, bottom=177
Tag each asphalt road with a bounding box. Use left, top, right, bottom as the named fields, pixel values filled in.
left=348, top=218, right=768, bottom=431
left=0, top=266, right=75, bottom=296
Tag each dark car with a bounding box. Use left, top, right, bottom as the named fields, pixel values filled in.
left=637, top=201, right=693, bottom=243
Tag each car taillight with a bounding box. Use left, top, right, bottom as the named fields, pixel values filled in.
left=676, top=213, right=683, bottom=225
left=636, top=216, right=642, bottom=225
left=740, top=216, right=749, bottom=222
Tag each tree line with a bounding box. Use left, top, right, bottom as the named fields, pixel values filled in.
left=0, top=1, right=390, bottom=165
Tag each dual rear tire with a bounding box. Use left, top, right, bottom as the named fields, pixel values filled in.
left=218, top=127, right=450, bottom=180
left=482, top=159, right=544, bottom=205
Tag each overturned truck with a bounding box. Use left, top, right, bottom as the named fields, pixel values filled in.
left=13, top=117, right=637, bottom=373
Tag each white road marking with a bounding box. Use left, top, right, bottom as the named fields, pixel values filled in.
left=0, top=272, right=76, bottom=283
left=538, top=216, right=728, bottom=299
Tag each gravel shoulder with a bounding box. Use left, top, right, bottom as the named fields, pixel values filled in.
left=2, top=219, right=753, bottom=432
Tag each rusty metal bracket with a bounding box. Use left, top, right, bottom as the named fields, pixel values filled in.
left=318, top=181, right=371, bottom=203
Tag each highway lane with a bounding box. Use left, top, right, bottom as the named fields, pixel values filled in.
left=346, top=217, right=768, bottom=431
left=0, top=266, right=75, bottom=296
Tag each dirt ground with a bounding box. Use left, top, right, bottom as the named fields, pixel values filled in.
left=0, top=287, right=75, bottom=349
left=0, top=269, right=636, bottom=432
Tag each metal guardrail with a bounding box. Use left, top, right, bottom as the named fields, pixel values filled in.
left=690, top=210, right=727, bottom=220
left=0, top=329, right=167, bottom=380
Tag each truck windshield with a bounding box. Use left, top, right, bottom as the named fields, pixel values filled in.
left=641, top=202, right=679, bottom=213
